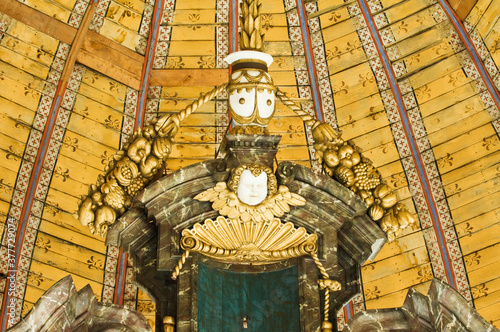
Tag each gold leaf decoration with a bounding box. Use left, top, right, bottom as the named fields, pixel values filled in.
left=76, top=84, right=228, bottom=236
left=194, top=182, right=306, bottom=223
left=313, top=126, right=417, bottom=242
left=239, top=0, right=265, bottom=51
left=181, top=216, right=317, bottom=263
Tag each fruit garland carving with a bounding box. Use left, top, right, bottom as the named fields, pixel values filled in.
left=313, top=128, right=417, bottom=242
left=76, top=84, right=227, bottom=236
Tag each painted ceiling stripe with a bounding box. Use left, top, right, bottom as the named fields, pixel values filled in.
left=230, top=0, right=238, bottom=53
left=295, top=0, right=324, bottom=123
left=1, top=3, right=97, bottom=327
left=0, top=91, right=63, bottom=331
left=136, top=0, right=166, bottom=130
left=356, top=0, right=457, bottom=289
left=114, top=251, right=128, bottom=305
left=437, top=0, right=500, bottom=110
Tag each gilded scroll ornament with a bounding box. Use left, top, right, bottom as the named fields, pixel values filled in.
left=173, top=163, right=315, bottom=266
left=180, top=216, right=318, bottom=263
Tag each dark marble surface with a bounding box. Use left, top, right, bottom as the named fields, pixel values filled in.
left=219, top=134, right=282, bottom=169
left=7, top=275, right=151, bottom=332
left=344, top=278, right=500, bottom=332
left=106, top=133, right=389, bottom=331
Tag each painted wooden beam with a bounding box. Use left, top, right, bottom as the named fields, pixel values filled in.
left=0, top=0, right=144, bottom=89
left=446, top=0, right=478, bottom=20
left=150, top=68, right=228, bottom=87
left=59, top=2, right=96, bottom=87
left=78, top=32, right=144, bottom=89
left=0, top=0, right=75, bottom=44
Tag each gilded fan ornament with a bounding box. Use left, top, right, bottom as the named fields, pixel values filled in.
left=181, top=163, right=311, bottom=263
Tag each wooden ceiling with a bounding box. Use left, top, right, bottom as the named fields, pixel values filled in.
left=0, top=0, right=499, bottom=330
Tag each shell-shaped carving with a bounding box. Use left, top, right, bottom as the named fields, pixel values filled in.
left=181, top=216, right=317, bottom=263
left=369, top=204, right=384, bottom=221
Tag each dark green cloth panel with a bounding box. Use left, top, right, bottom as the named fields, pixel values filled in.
left=198, top=263, right=300, bottom=332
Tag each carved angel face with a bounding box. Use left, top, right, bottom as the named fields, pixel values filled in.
left=237, top=170, right=268, bottom=206
left=228, top=164, right=277, bottom=206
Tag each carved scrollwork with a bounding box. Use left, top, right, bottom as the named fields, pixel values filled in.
left=180, top=216, right=318, bottom=263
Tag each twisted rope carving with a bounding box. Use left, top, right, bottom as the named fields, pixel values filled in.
left=311, top=251, right=329, bottom=319
left=276, top=88, right=321, bottom=129
left=156, top=83, right=228, bottom=136
left=311, top=250, right=337, bottom=331
left=181, top=84, right=227, bottom=122
left=171, top=250, right=190, bottom=280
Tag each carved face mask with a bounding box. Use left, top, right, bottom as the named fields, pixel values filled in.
left=227, top=69, right=276, bottom=126
left=237, top=169, right=268, bottom=206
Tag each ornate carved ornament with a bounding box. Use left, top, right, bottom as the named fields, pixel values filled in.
left=194, top=164, right=306, bottom=222
left=312, top=128, right=418, bottom=242
left=76, top=0, right=416, bottom=246
left=181, top=216, right=317, bottom=263
left=181, top=163, right=312, bottom=263
left=76, top=85, right=227, bottom=236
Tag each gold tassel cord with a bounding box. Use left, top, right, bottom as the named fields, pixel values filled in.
left=171, top=250, right=190, bottom=280
left=311, top=250, right=339, bottom=332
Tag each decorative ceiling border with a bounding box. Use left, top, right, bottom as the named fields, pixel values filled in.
left=294, top=0, right=324, bottom=123
left=0, top=2, right=98, bottom=327
left=135, top=0, right=170, bottom=130
left=352, top=0, right=472, bottom=301
left=436, top=0, right=500, bottom=112
left=216, top=0, right=230, bottom=148
left=0, top=58, right=86, bottom=330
